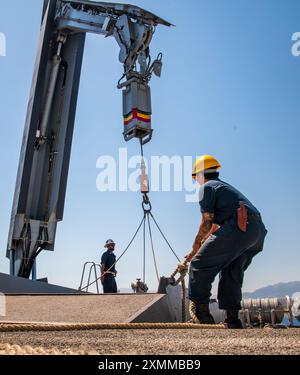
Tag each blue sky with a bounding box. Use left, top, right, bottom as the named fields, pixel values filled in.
left=0, top=0, right=299, bottom=293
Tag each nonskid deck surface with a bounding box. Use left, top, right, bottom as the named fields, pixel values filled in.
left=0, top=328, right=299, bottom=355
left=0, top=294, right=163, bottom=324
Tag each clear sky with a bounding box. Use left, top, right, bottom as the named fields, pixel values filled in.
left=0, top=0, right=299, bottom=294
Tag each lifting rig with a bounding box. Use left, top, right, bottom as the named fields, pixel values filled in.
left=7, top=0, right=172, bottom=278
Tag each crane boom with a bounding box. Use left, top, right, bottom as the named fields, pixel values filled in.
left=7, top=0, right=171, bottom=278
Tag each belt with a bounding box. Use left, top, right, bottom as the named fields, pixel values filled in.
left=222, top=212, right=261, bottom=225
left=105, top=271, right=116, bottom=277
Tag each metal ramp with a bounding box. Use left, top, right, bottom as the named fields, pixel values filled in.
left=0, top=273, right=183, bottom=323
left=0, top=294, right=173, bottom=324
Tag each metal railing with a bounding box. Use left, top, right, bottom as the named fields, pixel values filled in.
left=78, top=262, right=101, bottom=293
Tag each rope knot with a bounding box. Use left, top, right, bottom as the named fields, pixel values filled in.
left=177, top=262, right=188, bottom=276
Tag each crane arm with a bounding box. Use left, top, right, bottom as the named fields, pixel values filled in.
left=7, top=0, right=171, bottom=278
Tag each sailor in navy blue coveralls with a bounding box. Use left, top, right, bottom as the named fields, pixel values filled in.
left=101, top=239, right=117, bottom=294
left=188, top=156, right=267, bottom=327
left=189, top=178, right=267, bottom=307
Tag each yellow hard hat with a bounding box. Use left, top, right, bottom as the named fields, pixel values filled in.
left=192, top=155, right=221, bottom=179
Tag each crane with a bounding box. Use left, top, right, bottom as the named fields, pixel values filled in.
left=6, top=0, right=172, bottom=278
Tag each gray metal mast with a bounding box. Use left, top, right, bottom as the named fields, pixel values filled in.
left=7, top=0, right=171, bottom=278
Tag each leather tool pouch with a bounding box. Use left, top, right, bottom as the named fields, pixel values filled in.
left=237, top=201, right=248, bottom=232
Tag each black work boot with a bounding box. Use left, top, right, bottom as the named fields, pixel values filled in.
left=189, top=301, right=215, bottom=324
left=224, top=310, right=243, bottom=329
